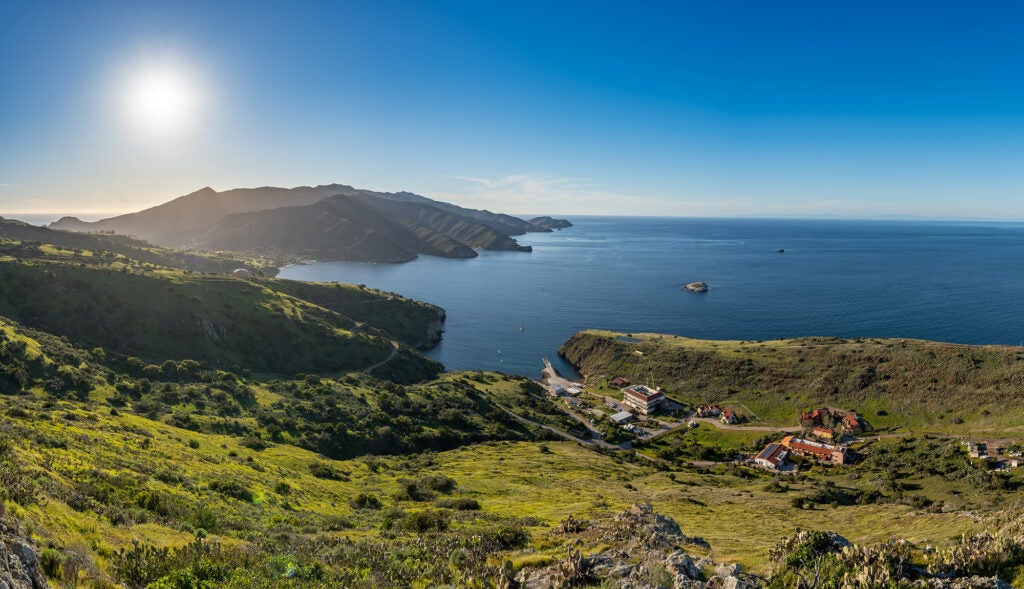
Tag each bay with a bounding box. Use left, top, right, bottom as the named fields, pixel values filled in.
left=280, top=217, right=1024, bottom=378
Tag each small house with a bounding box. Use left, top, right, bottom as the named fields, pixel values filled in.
left=843, top=413, right=863, bottom=434
left=811, top=426, right=836, bottom=441
left=611, top=410, right=634, bottom=425
left=696, top=405, right=721, bottom=418
left=720, top=408, right=737, bottom=425
left=755, top=443, right=790, bottom=470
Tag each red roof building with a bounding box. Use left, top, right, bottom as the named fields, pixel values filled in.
left=755, top=443, right=790, bottom=470
left=720, top=407, right=737, bottom=424
left=843, top=413, right=862, bottom=433
left=781, top=436, right=849, bottom=465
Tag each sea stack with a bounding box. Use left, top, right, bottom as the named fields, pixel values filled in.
left=683, top=281, right=708, bottom=293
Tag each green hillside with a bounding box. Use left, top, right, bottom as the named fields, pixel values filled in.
left=259, top=277, right=446, bottom=349
left=3, top=313, right=1024, bottom=587
left=0, top=217, right=271, bottom=274
left=560, top=330, right=1024, bottom=433
left=0, top=260, right=442, bottom=380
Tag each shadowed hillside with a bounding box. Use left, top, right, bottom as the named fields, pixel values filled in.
left=50, top=183, right=570, bottom=263
left=0, top=260, right=442, bottom=380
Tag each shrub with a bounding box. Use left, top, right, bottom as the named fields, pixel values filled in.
left=39, top=547, right=62, bottom=580
left=435, top=497, right=480, bottom=510
left=401, top=510, right=450, bottom=532
left=239, top=436, right=268, bottom=451
left=418, top=474, right=456, bottom=494
left=309, top=462, right=343, bottom=480
left=207, top=480, right=253, bottom=502
left=484, top=525, right=530, bottom=549
left=350, top=493, right=382, bottom=510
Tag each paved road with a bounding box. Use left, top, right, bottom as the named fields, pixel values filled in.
left=489, top=399, right=621, bottom=450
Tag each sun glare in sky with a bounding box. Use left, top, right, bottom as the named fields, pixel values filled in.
left=120, top=61, right=204, bottom=140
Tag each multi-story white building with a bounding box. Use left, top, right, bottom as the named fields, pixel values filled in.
left=621, top=384, right=664, bottom=415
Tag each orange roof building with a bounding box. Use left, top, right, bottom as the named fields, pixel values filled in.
left=781, top=436, right=849, bottom=465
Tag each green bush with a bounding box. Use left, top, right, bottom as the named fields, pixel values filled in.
left=350, top=493, right=382, bottom=510
left=309, top=462, right=344, bottom=480
left=435, top=497, right=480, bottom=510
left=39, top=547, right=62, bottom=580
left=400, top=510, right=450, bottom=533
left=483, top=525, right=530, bottom=550
left=207, top=480, right=253, bottom=502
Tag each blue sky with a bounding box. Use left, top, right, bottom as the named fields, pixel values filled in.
left=2, top=1, right=1023, bottom=218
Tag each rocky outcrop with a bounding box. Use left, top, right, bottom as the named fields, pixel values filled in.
left=515, top=504, right=757, bottom=589
left=684, top=282, right=708, bottom=293
left=0, top=522, right=49, bottom=589
left=912, top=579, right=1011, bottom=589
left=527, top=217, right=573, bottom=231
left=420, top=312, right=447, bottom=350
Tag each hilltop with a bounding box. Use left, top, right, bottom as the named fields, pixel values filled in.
left=50, top=183, right=571, bottom=263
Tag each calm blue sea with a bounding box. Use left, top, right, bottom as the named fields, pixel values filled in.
left=265, top=218, right=1024, bottom=378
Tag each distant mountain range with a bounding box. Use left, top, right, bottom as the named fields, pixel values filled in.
left=51, top=184, right=572, bottom=262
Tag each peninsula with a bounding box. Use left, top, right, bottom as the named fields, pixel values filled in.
left=51, top=183, right=572, bottom=264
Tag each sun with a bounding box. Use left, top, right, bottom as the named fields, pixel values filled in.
left=122, top=63, right=202, bottom=139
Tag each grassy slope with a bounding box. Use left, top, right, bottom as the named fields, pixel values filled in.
left=263, top=277, right=445, bottom=349
left=0, top=218, right=271, bottom=275
left=0, top=260, right=441, bottom=380
left=1, top=405, right=996, bottom=578
left=2, top=319, right=1023, bottom=585
left=560, top=330, right=1024, bottom=433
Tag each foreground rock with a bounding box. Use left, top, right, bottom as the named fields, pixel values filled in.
left=1, top=520, right=49, bottom=589
left=515, top=504, right=758, bottom=589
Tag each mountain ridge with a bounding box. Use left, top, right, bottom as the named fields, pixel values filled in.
left=50, top=183, right=570, bottom=263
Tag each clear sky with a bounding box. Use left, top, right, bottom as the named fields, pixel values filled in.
left=2, top=1, right=1023, bottom=219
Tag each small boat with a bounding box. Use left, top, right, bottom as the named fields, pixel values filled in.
left=777, top=248, right=785, bottom=253
left=520, top=326, right=526, bottom=331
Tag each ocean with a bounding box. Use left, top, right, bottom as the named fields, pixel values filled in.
left=242, top=217, right=1024, bottom=378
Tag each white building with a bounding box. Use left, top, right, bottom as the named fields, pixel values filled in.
left=621, top=385, right=664, bottom=415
